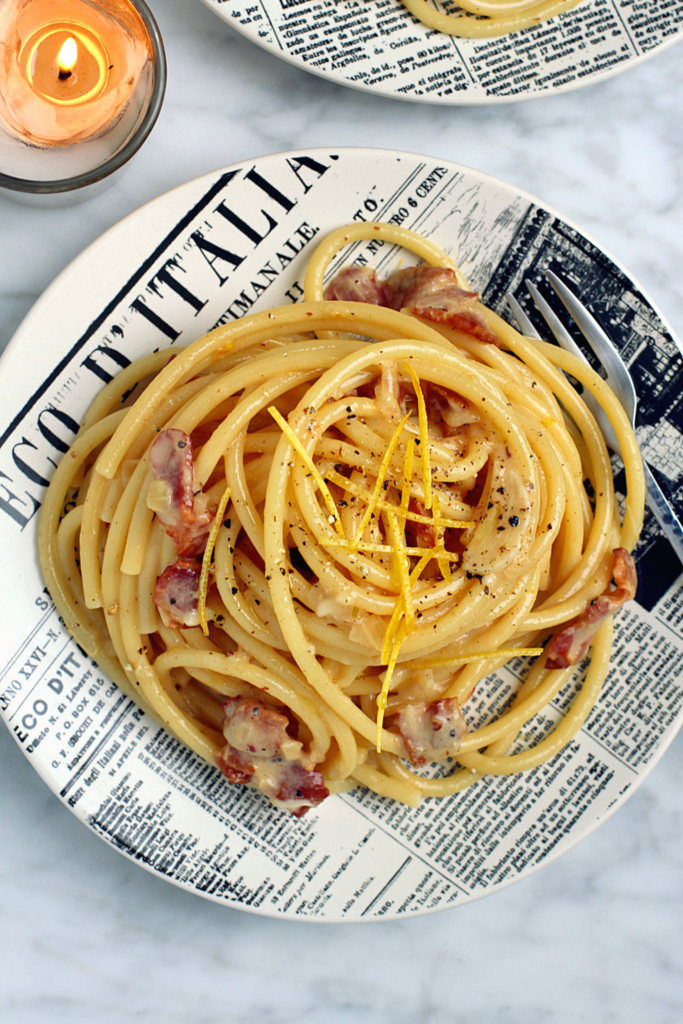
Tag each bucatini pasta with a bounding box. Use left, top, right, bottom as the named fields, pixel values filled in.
left=39, top=222, right=644, bottom=816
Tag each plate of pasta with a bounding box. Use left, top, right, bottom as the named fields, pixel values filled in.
left=3, top=148, right=683, bottom=921
left=201, top=0, right=683, bottom=105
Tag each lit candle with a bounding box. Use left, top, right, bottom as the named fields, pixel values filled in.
left=0, top=0, right=165, bottom=196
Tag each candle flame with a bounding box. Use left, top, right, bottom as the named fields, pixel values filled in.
left=57, top=37, right=78, bottom=75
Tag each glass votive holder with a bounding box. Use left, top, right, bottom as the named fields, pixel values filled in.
left=0, top=0, right=166, bottom=205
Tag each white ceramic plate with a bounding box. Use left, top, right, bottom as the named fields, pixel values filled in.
left=201, top=0, right=683, bottom=105
left=2, top=148, right=683, bottom=921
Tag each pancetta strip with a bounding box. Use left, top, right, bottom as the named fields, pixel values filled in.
left=545, top=548, right=637, bottom=670
left=222, top=697, right=303, bottom=762
left=396, top=698, right=467, bottom=767
left=405, top=289, right=501, bottom=347
left=259, top=762, right=330, bottom=818
left=423, top=381, right=475, bottom=436
left=153, top=559, right=202, bottom=629
left=387, top=267, right=498, bottom=346
left=148, top=428, right=213, bottom=558
left=323, top=266, right=389, bottom=305
left=215, top=697, right=329, bottom=816
left=325, top=265, right=500, bottom=345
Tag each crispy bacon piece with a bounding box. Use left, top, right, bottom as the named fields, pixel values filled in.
left=267, top=762, right=330, bottom=818
left=153, top=558, right=202, bottom=629
left=385, top=266, right=456, bottom=308
left=408, top=295, right=500, bottom=346
left=148, top=429, right=213, bottom=558
left=545, top=548, right=637, bottom=670
left=396, top=698, right=467, bottom=767
left=424, top=382, right=472, bottom=437
left=325, top=264, right=500, bottom=345
left=215, top=697, right=329, bottom=816
left=324, top=266, right=389, bottom=305
left=215, top=745, right=255, bottom=785
left=384, top=267, right=500, bottom=345
left=215, top=756, right=330, bottom=815
left=222, top=697, right=302, bottom=760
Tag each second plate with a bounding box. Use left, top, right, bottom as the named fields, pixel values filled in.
left=202, top=0, right=683, bottom=105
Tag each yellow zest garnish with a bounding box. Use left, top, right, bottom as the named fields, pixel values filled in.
left=198, top=483, right=232, bottom=637
left=432, top=492, right=452, bottom=584
left=324, top=467, right=470, bottom=529
left=380, top=549, right=432, bottom=664
left=376, top=622, right=408, bottom=751
left=320, top=520, right=455, bottom=578
left=321, top=538, right=393, bottom=554
left=404, top=362, right=432, bottom=510
left=381, top=599, right=404, bottom=666
left=378, top=547, right=432, bottom=754
left=400, top=437, right=414, bottom=519
left=410, top=550, right=435, bottom=585
left=389, top=438, right=416, bottom=629
left=349, top=411, right=411, bottom=551
left=269, top=406, right=344, bottom=539
left=388, top=511, right=414, bottom=631
left=420, top=648, right=543, bottom=669
left=321, top=538, right=440, bottom=556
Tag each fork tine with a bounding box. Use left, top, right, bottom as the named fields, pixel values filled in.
left=531, top=271, right=683, bottom=566
left=505, top=292, right=541, bottom=339
left=545, top=269, right=637, bottom=418
left=525, top=280, right=589, bottom=367
left=525, top=276, right=622, bottom=455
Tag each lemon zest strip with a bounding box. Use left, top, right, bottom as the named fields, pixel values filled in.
left=349, top=411, right=411, bottom=551
left=420, top=648, right=543, bottom=669
left=376, top=622, right=408, bottom=752
left=322, top=469, right=470, bottom=528
left=381, top=601, right=404, bottom=667
left=380, top=550, right=431, bottom=665
left=319, top=539, right=455, bottom=557
left=404, top=361, right=432, bottom=510
left=432, top=492, right=452, bottom=583
left=269, top=406, right=345, bottom=539
left=388, top=511, right=414, bottom=632
left=399, top=437, right=415, bottom=520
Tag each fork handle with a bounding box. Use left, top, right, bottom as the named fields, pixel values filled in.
left=643, top=461, right=683, bottom=568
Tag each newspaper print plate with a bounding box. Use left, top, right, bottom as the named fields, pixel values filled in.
left=2, top=149, right=683, bottom=922
left=202, top=0, right=683, bottom=105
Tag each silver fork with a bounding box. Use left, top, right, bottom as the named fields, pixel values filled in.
left=506, top=272, right=683, bottom=565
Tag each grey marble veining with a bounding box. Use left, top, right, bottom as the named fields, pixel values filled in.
left=1, top=1, right=683, bottom=1021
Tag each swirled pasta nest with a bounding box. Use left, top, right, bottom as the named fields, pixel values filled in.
left=39, top=223, right=643, bottom=814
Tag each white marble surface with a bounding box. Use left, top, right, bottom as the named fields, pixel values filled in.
left=2, top=2, right=683, bottom=1021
